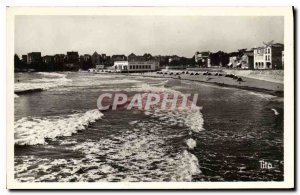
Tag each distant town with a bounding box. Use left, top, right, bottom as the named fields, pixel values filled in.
left=14, top=41, right=284, bottom=72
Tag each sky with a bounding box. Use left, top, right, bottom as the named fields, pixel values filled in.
left=15, top=16, right=283, bottom=57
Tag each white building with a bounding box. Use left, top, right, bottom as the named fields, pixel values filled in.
left=113, top=61, right=129, bottom=72
left=195, top=51, right=211, bottom=67
left=113, top=61, right=159, bottom=72
left=253, top=43, right=284, bottom=69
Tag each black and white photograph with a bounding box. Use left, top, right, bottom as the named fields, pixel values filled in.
left=6, top=7, right=294, bottom=189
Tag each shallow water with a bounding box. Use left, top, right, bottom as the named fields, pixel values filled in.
left=14, top=72, right=283, bottom=182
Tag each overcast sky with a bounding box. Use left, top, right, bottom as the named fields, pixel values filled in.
left=15, top=16, right=283, bottom=57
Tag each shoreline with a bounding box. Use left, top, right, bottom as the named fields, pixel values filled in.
left=126, top=73, right=284, bottom=97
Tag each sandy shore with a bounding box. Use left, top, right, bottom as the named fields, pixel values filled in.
left=128, top=72, right=284, bottom=97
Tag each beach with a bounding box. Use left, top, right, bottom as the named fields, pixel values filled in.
left=128, top=71, right=284, bottom=97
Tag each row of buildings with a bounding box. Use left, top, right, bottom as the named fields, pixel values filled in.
left=17, top=51, right=181, bottom=72
left=16, top=41, right=284, bottom=72
left=22, top=51, right=123, bottom=66
left=194, top=42, right=284, bottom=69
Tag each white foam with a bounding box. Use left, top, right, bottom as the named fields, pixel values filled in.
left=184, top=110, right=205, bottom=133
left=244, top=91, right=276, bottom=99
left=95, top=78, right=140, bottom=85
left=186, top=138, right=197, bottom=149
left=14, top=109, right=103, bottom=145
left=15, top=117, right=202, bottom=182
left=271, top=108, right=280, bottom=115
left=130, top=83, right=205, bottom=133
left=171, top=150, right=201, bottom=181
left=131, top=83, right=180, bottom=94
left=15, top=73, right=71, bottom=93
left=37, top=72, right=66, bottom=78
left=59, top=139, right=78, bottom=145
left=129, top=120, right=138, bottom=125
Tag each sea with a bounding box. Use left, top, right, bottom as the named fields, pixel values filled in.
left=14, top=72, right=284, bottom=182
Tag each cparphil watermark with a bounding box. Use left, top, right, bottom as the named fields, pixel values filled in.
left=97, top=92, right=200, bottom=111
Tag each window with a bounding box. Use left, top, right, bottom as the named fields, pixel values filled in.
left=130, top=66, right=132, bottom=69
left=265, top=55, right=268, bottom=60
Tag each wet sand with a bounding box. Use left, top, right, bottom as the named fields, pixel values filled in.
left=128, top=72, right=284, bottom=97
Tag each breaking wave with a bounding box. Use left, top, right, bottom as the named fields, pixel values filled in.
left=37, top=72, right=66, bottom=78
left=15, top=116, right=201, bottom=182
left=131, top=83, right=205, bottom=133
left=186, top=138, right=197, bottom=149
left=14, top=109, right=103, bottom=145
left=15, top=73, right=71, bottom=93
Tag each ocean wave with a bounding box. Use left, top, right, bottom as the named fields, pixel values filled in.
left=15, top=76, right=71, bottom=93
left=14, top=109, right=103, bottom=145
left=37, top=72, right=67, bottom=78
left=271, top=108, right=280, bottom=115
left=129, top=83, right=205, bottom=133
left=131, top=83, right=180, bottom=94
left=15, top=117, right=201, bottom=182
left=184, top=110, right=205, bottom=133
left=96, top=78, right=140, bottom=85
left=171, top=150, right=201, bottom=181
left=239, top=91, right=277, bottom=99
left=186, top=138, right=197, bottom=149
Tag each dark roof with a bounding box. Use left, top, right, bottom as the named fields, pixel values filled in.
left=272, top=43, right=284, bottom=47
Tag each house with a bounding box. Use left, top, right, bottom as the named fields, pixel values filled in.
left=253, top=47, right=265, bottom=69
left=253, top=42, right=284, bottom=69
left=27, top=52, right=42, bottom=64
left=53, top=54, right=65, bottom=64
left=195, top=51, right=211, bottom=67
left=128, top=53, right=144, bottom=62
left=128, top=53, right=154, bottom=62
left=112, top=55, right=127, bottom=62
left=91, top=52, right=101, bottom=65
left=83, top=54, right=92, bottom=62
left=42, top=55, right=54, bottom=64
left=101, top=54, right=107, bottom=60
left=228, top=56, right=241, bottom=68
left=241, top=50, right=254, bottom=69
left=66, top=51, right=79, bottom=64
left=21, top=55, right=27, bottom=63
